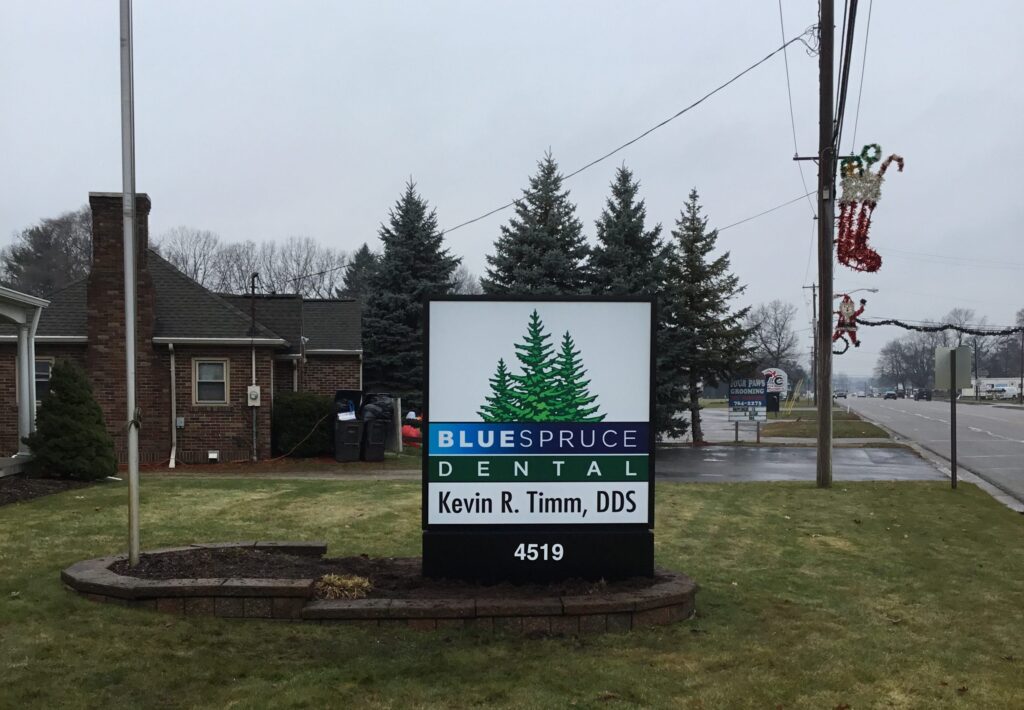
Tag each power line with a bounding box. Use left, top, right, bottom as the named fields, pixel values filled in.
left=849, top=0, right=874, bottom=151
left=802, top=210, right=817, bottom=284
left=718, top=191, right=814, bottom=232
left=442, top=28, right=817, bottom=235
left=282, top=29, right=819, bottom=286
left=833, top=0, right=860, bottom=154
left=281, top=189, right=817, bottom=287
left=777, top=0, right=817, bottom=219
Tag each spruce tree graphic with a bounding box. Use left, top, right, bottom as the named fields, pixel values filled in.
left=477, top=358, right=522, bottom=421
left=478, top=309, right=604, bottom=423
left=551, top=330, right=604, bottom=422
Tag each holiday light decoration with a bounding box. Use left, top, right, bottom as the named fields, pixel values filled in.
left=832, top=294, right=867, bottom=355
left=837, top=144, right=904, bottom=273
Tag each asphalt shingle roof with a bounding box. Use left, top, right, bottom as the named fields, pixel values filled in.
left=149, top=252, right=282, bottom=341
left=223, top=294, right=302, bottom=353
left=0, top=278, right=87, bottom=337
left=302, top=299, right=361, bottom=351
left=1, top=252, right=361, bottom=351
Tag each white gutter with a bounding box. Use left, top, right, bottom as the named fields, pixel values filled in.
left=0, top=285, right=49, bottom=308
left=168, top=343, right=176, bottom=469
left=152, top=337, right=286, bottom=346
left=303, top=349, right=363, bottom=355
left=0, top=335, right=87, bottom=343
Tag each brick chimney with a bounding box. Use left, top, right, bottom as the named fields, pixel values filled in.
left=86, top=192, right=165, bottom=459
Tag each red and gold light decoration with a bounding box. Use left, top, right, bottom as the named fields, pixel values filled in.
left=837, top=144, right=904, bottom=273
left=832, top=294, right=867, bottom=355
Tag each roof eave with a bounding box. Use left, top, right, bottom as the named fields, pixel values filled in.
left=152, top=337, right=287, bottom=347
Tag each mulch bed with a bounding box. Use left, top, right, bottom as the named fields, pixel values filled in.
left=0, top=475, right=92, bottom=506
left=110, top=547, right=666, bottom=599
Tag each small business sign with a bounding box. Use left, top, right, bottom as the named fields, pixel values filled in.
left=728, top=377, right=768, bottom=422
left=423, top=297, right=655, bottom=583
left=762, top=368, right=788, bottom=395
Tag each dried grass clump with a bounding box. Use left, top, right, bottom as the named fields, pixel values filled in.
left=314, top=574, right=373, bottom=599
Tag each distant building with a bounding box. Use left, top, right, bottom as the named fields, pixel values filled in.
left=0, top=192, right=361, bottom=464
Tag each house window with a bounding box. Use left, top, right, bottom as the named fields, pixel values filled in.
left=35, top=359, right=53, bottom=401
left=14, top=357, right=54, bottom=404
left=193, top=359, right=229, bottom=405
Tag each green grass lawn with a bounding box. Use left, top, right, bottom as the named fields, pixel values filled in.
left=762, top=409, right=888, bottom=438
left=762, top=419, right=890, bottom=438
left=3, top=478, right=1023, bottom=708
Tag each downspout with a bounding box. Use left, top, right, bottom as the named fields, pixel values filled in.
left=168, top=343, right=176, bottom=469
left=28, top=306, right=42, bottom=429
left=250, top=272, right=258, bottom=463
left=251, top=343, right=257, bottom=462
left=292, top=359, right=298, bottom=392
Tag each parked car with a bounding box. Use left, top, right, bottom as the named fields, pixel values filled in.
left=883, top=391, right=897, bottom=400
left=896, top=390, right=906, bottom=398
left=834, top=390, right=847, bottom=399
left=914, top=389, right=932, bottom=401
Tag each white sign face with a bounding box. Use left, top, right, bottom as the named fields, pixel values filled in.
left=426, top=300, right=652, bottom=526
left=762, top=368, right=789, bottom=394
left=727, top=406, right=767, bottom=422
left=934, top=346, right=973, bottom=389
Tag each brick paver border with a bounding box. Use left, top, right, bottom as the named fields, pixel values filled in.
left=62, top=542, right=697, bottom=634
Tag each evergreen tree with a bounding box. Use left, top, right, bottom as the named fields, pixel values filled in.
left=482, top=153, right=590, bottom=294
left=362, top=182, right=460, bottom=407
left=588, top=166, right=680, bottom=437
left=662, top=189, right=752, bottom=444
left=477, top=358, right=520, bottom=422
left=509, top=310, right=562, bottom=421
left=551, top=331, right=603, bottom=422
left=338, top=242, right=379, bottom=302
left=590, top=166, right=666, bottom=295
left=1, top=206, right=91, bottom=296
left=25, top=360, right=116, bottom=481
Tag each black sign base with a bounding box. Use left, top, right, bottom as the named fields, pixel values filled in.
left=422, top=529, right=653, bottom=584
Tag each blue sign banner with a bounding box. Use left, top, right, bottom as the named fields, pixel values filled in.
left=429, top=422, right=649, bottom=456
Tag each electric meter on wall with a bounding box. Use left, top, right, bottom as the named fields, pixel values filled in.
left=247, top=385, right=261, bottom=407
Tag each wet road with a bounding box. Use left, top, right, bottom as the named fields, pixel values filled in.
left=657, top=445, right=942, bottom=482
left=847, top=398, right=1024, bottom=500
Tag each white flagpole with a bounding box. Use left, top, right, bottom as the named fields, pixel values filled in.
left=119, top=0, right=140, bottom=566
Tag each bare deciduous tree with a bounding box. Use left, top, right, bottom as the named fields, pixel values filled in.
left=210, top=240, right=264, bottom=294
left=746, top=299, right=799, bottom=367
left=155, top=226, right=221, bottom=288
left=256, top=236, right=346, bottom=298
left=450, top=264, right=483, bottom=295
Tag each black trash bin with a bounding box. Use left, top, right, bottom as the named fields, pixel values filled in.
left=361, top=419, right=389, bottom=462
left=359, top=393, right=393, bottom=462
left=334, top=418, right=364, bottom=462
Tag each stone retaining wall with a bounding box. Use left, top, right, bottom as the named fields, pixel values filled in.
left=62, top=542, right=697, bottom=634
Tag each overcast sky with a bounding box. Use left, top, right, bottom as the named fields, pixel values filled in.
left=3, top=1, right=1023, bottom=376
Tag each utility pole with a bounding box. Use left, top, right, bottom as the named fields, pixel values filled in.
left=119, top=0, right=140, bottom=565
left=815, top=2, right=835, bottom=488
left=803, top=283, right=818, bottom=405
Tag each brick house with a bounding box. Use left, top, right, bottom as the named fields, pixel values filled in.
left=0, top=192, right=362, bottom=464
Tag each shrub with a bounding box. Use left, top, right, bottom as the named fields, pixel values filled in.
left=25, top=360, right=116, bottom=481
left=272, top=391, right=334, bottom=457
left=314, top=574, right=372, bottom=600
